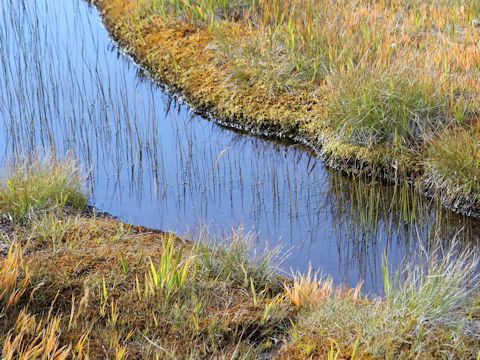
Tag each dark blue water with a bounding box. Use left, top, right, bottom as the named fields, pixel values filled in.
left=0, top=0, right=478, bottom=292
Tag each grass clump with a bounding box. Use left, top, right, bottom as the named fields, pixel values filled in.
left=0, top=157, right=87, bottom=223
left=379, top=247, right=480, bottom=357
left=143, top=234, right=192, bottom=298
left=0, top=243, right=30, bottom=315
left=195, top=228, right=281, bottom=291
left=328, top=70, right=449, bottom=149
left=284, top=267, right=361, bottom=309
left=2, top=310, right=72, bottom=360
left=425, top=127, right=480, bottom=206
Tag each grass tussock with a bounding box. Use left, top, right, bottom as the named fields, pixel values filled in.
left=1, top=160, right=480, bottom=358
left=195, top=228, right=281, bottom=291
left=97, top=0, right=480, bottom=214
left=284, top=267, right=361, bottom=309
left=0, top=157, right=87, bottom=223
left=327, top=69, right=449, bottom=149
left=425, top=127, right=480, bottom=209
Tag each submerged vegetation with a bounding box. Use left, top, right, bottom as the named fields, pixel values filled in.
left=96, top=0, right=480, bottom=216
left=1, top=159, right=480, bottom=358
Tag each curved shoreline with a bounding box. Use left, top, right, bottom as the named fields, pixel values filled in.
left=93, top=0, right=479, bottom=219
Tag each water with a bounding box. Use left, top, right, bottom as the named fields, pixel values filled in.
left=0, top=0, right=478, bottom=292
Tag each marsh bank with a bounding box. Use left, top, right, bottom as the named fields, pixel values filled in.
left=94, top=0, right=480, bottom=219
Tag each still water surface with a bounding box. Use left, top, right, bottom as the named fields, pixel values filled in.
left=0, top=0, right=478, bottom=292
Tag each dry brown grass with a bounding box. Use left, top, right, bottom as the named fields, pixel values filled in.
left=284, top=267, right=361, bottom=309
left=2, top=311, right=72, bottom=360
left=0, top=244, right=30, bottom=313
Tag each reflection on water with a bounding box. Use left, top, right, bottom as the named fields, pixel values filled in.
left=0, top=0, right=478, bottom=292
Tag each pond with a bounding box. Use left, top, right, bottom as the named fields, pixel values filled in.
left=0, top=0, right=478, bottom=293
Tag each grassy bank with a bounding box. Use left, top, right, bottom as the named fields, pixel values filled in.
left=0, top=159, right=290, bottom=358
left=94, top=0, right=480, bottom=217
left=1, top=159, right=480, bottom=358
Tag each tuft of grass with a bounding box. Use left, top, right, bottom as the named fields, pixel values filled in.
left=143, top=235, right=193, bottom=298
left=28, top=213, right=82, bottom=251
left=195, top=227, right=282, bottom=292
left=425, top=127, right=480, bottom=204
left=0, top=157, right=87, bottom=223
left=381, top=245, right=480, bottom=357
left=2, top=310, right=72, bottom=360
left=284, top=266, right=361, bottom=309
left=0, top=243, right=30, bottom=314
left=328, top=70, right=449, bottom=149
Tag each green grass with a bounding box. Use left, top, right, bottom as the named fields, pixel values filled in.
left=0, top=157, right=87, bottom=223
left=148, top=0, right=251, bottom=22
left=327, top=69, right=449, bottom=149
left=195, top=228, right=282, bottom=291
left=426, top=128, right=480, bottom=204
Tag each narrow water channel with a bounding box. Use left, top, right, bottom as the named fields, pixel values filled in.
left=0, top=0, right=478, bottom=292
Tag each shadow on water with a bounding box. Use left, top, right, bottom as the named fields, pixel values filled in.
left=0, top=0, right=478, bottom=293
